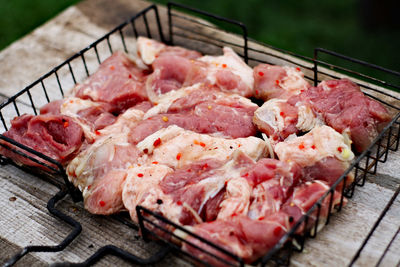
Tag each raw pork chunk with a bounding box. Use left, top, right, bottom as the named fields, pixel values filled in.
left=40, top=97, right=116, bottom=143
left=1, top=114, right=84, bottom=169
left=253, top=64, right=310, bottom=100
left=72, top=51, right=150, bottom=114
left=292, top=78, right=391, bottom=152
left=145, top=46, right=254, bottom=101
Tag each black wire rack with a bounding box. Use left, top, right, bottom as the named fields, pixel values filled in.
left=1, top=2, right=400, bottom=266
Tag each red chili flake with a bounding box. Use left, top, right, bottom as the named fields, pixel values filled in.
left=258, top=71, right=264, bottom=76
left=99, top=200, right=106, bottom=207
left=152, top=161, right=158, bottom=164
left=193, top=139, right=200, bottom=145
left=128, top=74, right=132, bottom=79
left=60, top=155, right=65, bottom=160
left=177, top=200, right=182, bottom=206
left=87, top=185, right=91, bottom=190
left=109, top=65, right=115, bottom=70
left=232, top=213, right=237, bottom=217
left=95, top=130, right=101, bottom=136
left=337, top=147, right=343, bottom=153
left=69, top=100, right=74, bottom=103
left=222, top=63, right=227, bottom=68
left=153, top=138, right=161, bottom=147
left=258, top=216, right=265, bottom=221
left=203, top=163, right=208, bottom=170
left=137, top=173, right=144, bottom=177
left=238, top=144, right=241, bottom=147
left=298, top=143, right=305, bottom=149
left=143, top=148, right=148, bottom=154
left=63, top=121, right=69, bottom=128
left=243, top=173, right=249, bottom=177
left=273, top=226, right=282, bottom=236
left=296, top=67, right=301, bottom=72
left=273, top=135, right=279, bottom=141
left=187, top=169, right=192, bottom=172
left=275, top=80, right=280, bottom=85
left=311, top=145, right=316, bottom=150
left=199, top=142, right=206, bottom=147
left=176, top=153, right=182, bottom=160
left=300, top=89, right=305, bottom=93
left=255, top=89, right=259, bottom=95
left=280, top=111, right=285, bottom=117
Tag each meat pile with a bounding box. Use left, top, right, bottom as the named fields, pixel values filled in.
left=0, top=37, right=391, bottom=266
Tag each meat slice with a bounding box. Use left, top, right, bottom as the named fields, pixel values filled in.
left=136, top=125, right=268, bottom=169
left=0, top=114, right=84, bottom=169
left=281, top=180, right=345, bottom=234
left=136, top=36, right=202, bottom=65
left=253, top=64, right=310, bottom=100
left=66, top=132, right=143, bottom=214
left=181, top=212, right=290, bottom=266
left=146, top=47, right=254, bottom=101
left=292, top=78, right=391, bottom=152
left=72, top=51, right=150, bottom=114
left=123, top=150, right=256, bottom=226
left=274, top=125, right=354, bottom=188
left=40, top=97, right=116, bottom=143
left=253, top=98, right=321, bottom=142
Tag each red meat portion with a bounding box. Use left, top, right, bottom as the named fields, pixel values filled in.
left=182, top=212, right=290, bottom=266
left=294, top=79, right=391, bottom=152
left=73, top=51, right=149, bottom=114
left=1, top=114, right=84, bottom=168
left=129, top=102, right=257, bottom=144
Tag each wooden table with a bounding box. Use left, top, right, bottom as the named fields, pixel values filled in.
left=0, top=0, right=399, bottom=266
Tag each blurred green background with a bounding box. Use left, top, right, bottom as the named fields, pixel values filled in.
left=1, top=0, right=399, bottom=85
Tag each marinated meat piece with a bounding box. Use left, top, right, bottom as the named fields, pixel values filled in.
left=72, top=51, right=149, bottom=114
left=181, top=212, right=290, bottom=266
left=291, top=78, right=391, bottom=152
left=275, top=125, right=354, bottom=189
left=123, top=150, right=256, bottom=225
left=67, top=133, right=143, bottom=215
left=244, top=159, right=301, bottom=220
left=136, top=125, right=268, bottom=169
left=146, top=47, right=254, bottom=101
left=1, top=114, right=84, bottom=169
left=129, top=99, right=257, bottom=143
left=40, top=97, right=116, bottom=143
left=253, top=64, right=310, bottom=100
left=253, top=98, right=320, bottom=142
left=136, top=36, right=201, bottom=65
left=281, top=180, right=345, bottom=234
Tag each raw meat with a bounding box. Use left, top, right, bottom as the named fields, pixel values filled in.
left=72, top=51, right=150, bottom=114
left=1, top=114, right=84, bottom=169
left=253, top=64, right=310, bottom=100
left=181, top=212, right=290, bottom=266
left=290, top=78, right=391, bottom=152
left=40, top=97, right=116, bottom=143
left=145, top=47, right=254, bottom=101
left=136, top=36, right=202, bottom=65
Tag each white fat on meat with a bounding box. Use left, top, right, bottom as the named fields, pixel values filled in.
left=137, top=125, right=268, bottom=168
left=253, top=99, right=288, bottom=133
left=122, top=164, right=181, bottom=223
left=198, top=47, right=254, bottom=96
left=136, top=36, right=166, bottom=65
left=96, top=107, right=144, bottom=137
left=59, top=97, right=104, bottom=141
left=274, top=125, right=354, bottom=167
left=143, top=84, right=201, bottom=118
left=217, top=177, right=251, bottom=220
left=280, top=66, right=310, bottom=97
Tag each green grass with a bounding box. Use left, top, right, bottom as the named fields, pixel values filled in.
left=1, top=0, right=399, bottom=86
left=0, top=0, right=80, bottom=49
